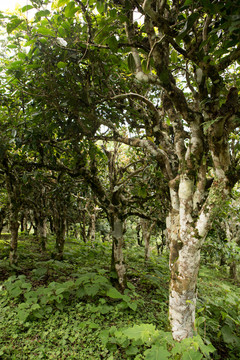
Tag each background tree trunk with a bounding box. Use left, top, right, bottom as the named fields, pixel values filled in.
left=55, top=218, right=66, bottom=260
left=140, top=219, right=156, bottom=261
left=9, top=206, right=19, bottom=265
left=38, top=217, right=47, bottom=252
left=111, top=216, right=126, bottom=289
left=88, top=211, right=96, bottom=244
left=53, top=204, right=66, bottom=260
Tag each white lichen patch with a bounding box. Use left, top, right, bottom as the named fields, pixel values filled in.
left=196, top=210, right=210, bottom=238
left=135, top=71, right=149, bottom=82
left=179, top=177, right=194, bottom=200
left=170, top=188, right=179, bottom=211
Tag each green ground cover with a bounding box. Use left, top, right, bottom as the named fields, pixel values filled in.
left=0, top=235, right=239, bottom=359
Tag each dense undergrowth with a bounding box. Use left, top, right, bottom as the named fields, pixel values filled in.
left=0, top=234, right=239, bottom=359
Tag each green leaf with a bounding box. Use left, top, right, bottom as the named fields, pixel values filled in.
left=109, top=9, right=117, bottom=18
left=98, top=304, right=113, bottom=314
left=21, top=5, right=34, bottom=12
left=37, top=27, right=55, bottom=37
left=221, top=325, right=236, bottom=345
left=11, top=286, right=22, bottom=297
left=126, top=301, right=137, bottom=311
left=97, top=1, right=105, bottom=14
left=199, top=343, right=216, bottom=356
left=7, top=44, right=18, bottom=49
left=8, top=60, right=23, bottom=70
left=89, top=322, right=99, bottom=329
left=64, top=280, right=75, bottom=288
left=127, top=282, right=135, bottom=290
left=58, top=26, right=67, bottom=37
left=7, top=19, right=23, bottom=34
left=144, top=345, right=170, bottom=360
left=31, top=303, right=41, bottom=311
left=122, top=294, right=131, bottom=302
left=128, top=53, right=136, bottom=72
left=84, top=284, right=100, bottom=296
left=177, top=12, right=199, bottom=40
left=183, top=0, right=192, bottom=5
left=123, top=324, right=157, bottom=343
left=17, top=309, right=29, bottom=322
left=69, top=336, right=76, bottom=343
left=57, top=61, right=67, bottom=69
left=57, top=0, right=70, bottom=7
left=182, top=350, right=203, bottom=360
left=171, top=50, right=178, bottom=63
left=99, top=329, right=110, bottom=345
left=106, top=36, right=118, bottom=51
left=65, top=2, right=78, bottom=18
left=126, top=345, right=139, bottom=355
left=195, top=316, right=205, bottom=327
left=106, top=287, right=123, bottom=299
left=141, top=59, right=150, bottom=74
left=55, top=287, right=67, bottom=295
left=76, top=288, right=85, bottom=298
left=35, top=10, right=50, bottom=19
left=18, top=52, right=27, bottom=60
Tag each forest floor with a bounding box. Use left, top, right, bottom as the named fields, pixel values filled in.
left=0, top=234, right=239, bottom=359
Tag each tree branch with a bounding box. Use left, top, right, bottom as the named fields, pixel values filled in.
left=97, top=134, right=174, bottom=180
left=217, top=46, right=240, bottom=72
left=143, top=0, right=158, bottom=21
left=111, top=93, right=159, bottom=118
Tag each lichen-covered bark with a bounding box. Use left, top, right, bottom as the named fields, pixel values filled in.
left=166, top=105, right=233, bottom=340
left=168, top=167, right=232, bottom=340
left=168, top=175, right=199, bottom=340
left=169, top=232, right=202, bottom=340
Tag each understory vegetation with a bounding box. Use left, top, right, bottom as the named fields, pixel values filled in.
left=0, top=233, right=239, bottom=359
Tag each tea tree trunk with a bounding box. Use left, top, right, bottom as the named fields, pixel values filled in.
left=167, top=151, right=231, bottom=340
left=55, top=220, right=66, bottom=260
left=53, top=207, right=66, bottom=260
left=140, top=219, right=156, bottom=261
left=88, top=211, right=96, bottom=244
left=9, top=206, right=19, bottom=265
left=38, top=217, right=47, bottom=252
left=111, top=216, right=126, bottom=289
left=0, top=208, right=6, bottom=237
left=4, top=172, right=20, bottom=265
